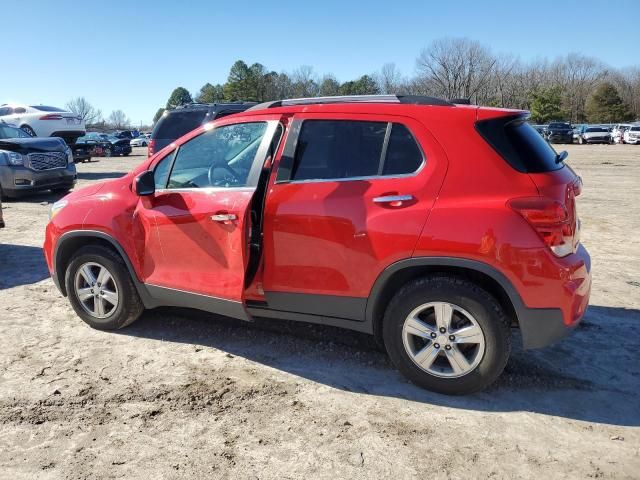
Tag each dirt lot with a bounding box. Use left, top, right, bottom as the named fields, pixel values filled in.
left=1, top=145, right=639, bottom=479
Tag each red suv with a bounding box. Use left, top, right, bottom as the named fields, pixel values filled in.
left=44, top=95, right=591, bottom=395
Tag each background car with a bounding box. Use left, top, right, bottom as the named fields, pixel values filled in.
left=0, top=123, right=76, bottom=199
left=83, top=133, right=132, bottom=157
left=577, top=126, right=612, bottom=144
left=623, top=124, right=640, bottom=144
left=149, top=102, right=256, bottom=156
left=544, top=122, right=574, bottom=143
left=0, top=104, right=85, bottom=145
left=130, top=136, right=148, bottom=147
left=612, top=124, right=631, bottom=143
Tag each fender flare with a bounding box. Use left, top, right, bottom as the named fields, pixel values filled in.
left=53, top=230, right=154, bottom=307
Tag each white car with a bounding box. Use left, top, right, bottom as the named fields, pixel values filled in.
left=130, top=136, right=149, bottom=147
left=611, top=124, right=631, bottom=144
left=0, top=103, right=85, bottom=144
left=623, top=125, right=640, bottom=145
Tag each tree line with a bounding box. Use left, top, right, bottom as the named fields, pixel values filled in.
left=156, top=37, right=640, bottom=125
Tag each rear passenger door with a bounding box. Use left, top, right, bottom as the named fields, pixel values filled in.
left=262, top=112, right=448, bottom=321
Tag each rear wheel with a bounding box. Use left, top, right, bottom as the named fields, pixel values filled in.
left=383, top=276, right=511, bottom=395
left=64, top=245, right=144, bottom=330
left=21, top=125, right=36, bottom=137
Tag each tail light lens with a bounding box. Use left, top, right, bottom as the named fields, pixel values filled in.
left=39, top=114, right=64, bottom=120
left=148, top=139, right=155, bottom=157
left=509, top=192, right=579, bottom=257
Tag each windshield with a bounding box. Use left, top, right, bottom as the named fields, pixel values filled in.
left=549, top=123, right=571, bottom=129
left=30, top=105, right=66, bottom=112
left=586, top=127, right=608, bottom=132
left=0, top=124, right=32, bottom=139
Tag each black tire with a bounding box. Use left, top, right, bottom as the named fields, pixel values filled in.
left=383, top=275, right=511, bottom=395
left=21, top=125, right=36, bottom=137
left=0, top=185, right=8, bottom=202
left=51, top=187, right=72, bottom=195
left=123, top=152, right=130, bottom=156
left=104, top=147, right=112, bottom=157
left=64, top=245, right=144, bottom=330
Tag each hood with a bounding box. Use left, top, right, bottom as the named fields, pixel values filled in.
left=0, top=137, right=67, bottom=154
left=63, top=181, right=107, bottom=201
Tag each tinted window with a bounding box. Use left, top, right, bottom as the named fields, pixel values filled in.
left=154, top=150, right=176, bottom=189
left=153, top=110, right=208, bottom=139
left=13, top=107, right=26, bottom=114
left=167, top=122, right=267, bottom=189
left=382, top=124, right=423, bottom=175
left=631, top=127, right=640, bottom=132
left=30, top=105, right=65, bottom=112
left=586, top=127, right=607, bottom=132
left=476, top=117, right=562, bottom=173
left=291, top=120, right=387, bottom=181
left=548, top=122, right=571, bottom=129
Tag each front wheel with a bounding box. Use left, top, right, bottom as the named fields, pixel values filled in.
left=103, top=147, right=112, bottom=157
left=64, top=245, right=144, bottom=330
left=383, top=276, right=511, bottom=395
left=21, top=125, right=36, bottom=137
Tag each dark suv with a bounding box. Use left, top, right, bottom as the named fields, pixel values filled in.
left=545, top=122, right=574, bottom=143
left=149, top=103, right=256, bottom=156
left=44, top=95, right=591, bottom=395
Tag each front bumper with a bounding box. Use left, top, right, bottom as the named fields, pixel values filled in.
left=547, top=133, right=573, bottom=143
left=517, top=244, right=592, bottom=349
left=0, top=163, right=77, bottom=197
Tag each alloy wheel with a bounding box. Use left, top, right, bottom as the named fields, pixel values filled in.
left=401, top=302, right=486, bottom=378
left=74, top=262, right=119, bottom=319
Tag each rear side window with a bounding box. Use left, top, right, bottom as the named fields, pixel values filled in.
left=290, top=120, right=423, bottom=181
left=382, top=124, right=423, bottom=175
left=153, top=110, right=208, bottom=140
left=476, top=116, right=561, bottom=173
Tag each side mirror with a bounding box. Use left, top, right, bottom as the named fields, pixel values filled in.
left=134, top=170, right=155, bottom=196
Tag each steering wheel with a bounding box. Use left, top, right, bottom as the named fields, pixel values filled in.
left=208, top=162, right=241, bottom=186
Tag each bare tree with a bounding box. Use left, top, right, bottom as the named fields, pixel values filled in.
left=416, top=38, right=497, bottom=101
left=377, top=63, right=406, bottom=94
left=108, top=110, right=130, bottom=129
left=66, top=97, right=102, bottom=125
left=290, top=65, right=319, bottom=97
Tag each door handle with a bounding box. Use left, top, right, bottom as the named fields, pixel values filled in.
left=211, top=213, right=237, bottom=222
left=373, top=195, right=414, bottom=204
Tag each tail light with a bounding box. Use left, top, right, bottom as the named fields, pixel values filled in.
left=148, top=139, right=155, bottom=157
left=39, top=114, right=64, bottom=120
left=509, top=189, right=579, bottom=258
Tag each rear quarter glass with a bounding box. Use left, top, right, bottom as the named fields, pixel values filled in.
left=476, top=115, right=563, bottom=173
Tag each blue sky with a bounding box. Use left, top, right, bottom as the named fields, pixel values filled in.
left=2, top=0, right=638, bottom=125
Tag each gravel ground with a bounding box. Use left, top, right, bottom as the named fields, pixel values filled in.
left=1, top=145, right=639, bottom=479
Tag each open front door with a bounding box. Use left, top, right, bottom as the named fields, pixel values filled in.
left=134, top=117, right=283, bottom=320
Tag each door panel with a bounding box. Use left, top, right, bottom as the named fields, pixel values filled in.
left=262, top=113, right=448, bottom=313
left=134, top=117, right=283, bottom=318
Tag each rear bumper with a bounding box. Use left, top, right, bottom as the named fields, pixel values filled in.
left=518, top=244, right=591, bottom=349
left=0, top=164, right=77, bottom=196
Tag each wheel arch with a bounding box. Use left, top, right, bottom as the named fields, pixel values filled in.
left=53, top=230, right=151, bottom=305
left=366, top=257, right=523, bottom=347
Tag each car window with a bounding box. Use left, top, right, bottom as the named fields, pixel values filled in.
left=30, top=105, right=65, bottom=112
left=154, top=150, right=176, bottom=189
left=291, top=120, right=387, bottom=181
left=630, top=127, right=640, bottom=132
left=0, top=107, right=14, bottom=115
left=166, top=122, right=267, bottom=189
left=13, top=107, right=26, bottom=114
left=382, top=124, right=424, bottom=175
left=0, top=124, right=31, bottom=139
left=153, top=110, right=208, bottom=139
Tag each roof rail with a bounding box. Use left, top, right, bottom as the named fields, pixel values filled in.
left=247, top=94, right=454, bottom=111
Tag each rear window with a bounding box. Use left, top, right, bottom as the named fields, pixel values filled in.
left=476, top=116, right=562, bottom=173
left=153, top=109, right=208, bottom=139
left=30, top=105, right=65, bottom=112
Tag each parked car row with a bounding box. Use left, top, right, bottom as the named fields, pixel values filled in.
left=531, top=121, right=640, bottom=145
left=75, top=133, right=132, bottom=158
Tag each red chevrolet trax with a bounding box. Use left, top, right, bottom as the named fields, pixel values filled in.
left=43, top=95, right=591, bottom=395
